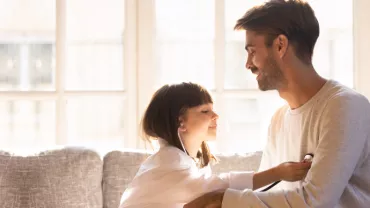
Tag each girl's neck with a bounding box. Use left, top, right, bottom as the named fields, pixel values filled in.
left=181, top=136, right=203, bottom=159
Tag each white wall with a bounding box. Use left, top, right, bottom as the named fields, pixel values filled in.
left=354, top=0, right=370, bottom=99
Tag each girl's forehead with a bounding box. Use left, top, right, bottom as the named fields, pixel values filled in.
left=188, top=103, right=213, bottom=111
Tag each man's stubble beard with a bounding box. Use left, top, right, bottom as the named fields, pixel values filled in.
left=257, top=56, right=285, bottom=91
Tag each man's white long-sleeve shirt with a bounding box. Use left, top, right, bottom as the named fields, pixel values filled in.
left=119, top=140, right=254, bottom=208
left=222, top=80, right=370, bottom=208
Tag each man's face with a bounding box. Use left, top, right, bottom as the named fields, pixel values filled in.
left=244, top=30, right=285, bottom=91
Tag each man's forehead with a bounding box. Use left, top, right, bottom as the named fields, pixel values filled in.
left=245, top=30, right=264, bottom=44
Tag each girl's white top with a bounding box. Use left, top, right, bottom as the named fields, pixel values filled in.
left=119, top=139, right=254, bottom=208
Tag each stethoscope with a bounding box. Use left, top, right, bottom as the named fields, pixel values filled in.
left=260, top=153, right=314, bottom=192
left=178, top=128, right=314, bottom=192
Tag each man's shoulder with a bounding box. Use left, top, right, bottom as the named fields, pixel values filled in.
left=323, top=80, right=370, bottom=109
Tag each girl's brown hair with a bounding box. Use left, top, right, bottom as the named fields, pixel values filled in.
left=142, top=82, right=216, bottom=167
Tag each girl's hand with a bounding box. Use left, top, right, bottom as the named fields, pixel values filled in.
left=275, top=161, right=312, bottom=182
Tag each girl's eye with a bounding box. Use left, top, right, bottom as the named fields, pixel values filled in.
left=201, top=110, right=209, bottom=113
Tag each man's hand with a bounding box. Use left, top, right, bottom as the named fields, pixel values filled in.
left=183, top=190, right=225, bottom=208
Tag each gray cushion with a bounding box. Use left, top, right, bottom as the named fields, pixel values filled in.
left=0, top=148, right=103, bottom=208
left=212, top=152, right=262, bottom=174
left=102, top=150, right=150, bottom=208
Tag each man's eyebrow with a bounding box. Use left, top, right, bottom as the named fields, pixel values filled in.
left=245, top=44, right=255, bottom=51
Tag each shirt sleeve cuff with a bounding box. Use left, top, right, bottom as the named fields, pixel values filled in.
left=228, top=171, right=254, bottom=190
left=222, top=189, right=244, bottom=208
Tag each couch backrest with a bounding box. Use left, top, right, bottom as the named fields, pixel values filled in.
left=212, top=152, right=262, bottom=174
left=0, top=148, right=103, bottom=208
left=0, top=148, right=262, bottom=208
left=102, top=150, right=150, bottom=208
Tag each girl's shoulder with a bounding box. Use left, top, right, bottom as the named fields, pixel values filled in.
left=137, top=146, right=195, bottom=174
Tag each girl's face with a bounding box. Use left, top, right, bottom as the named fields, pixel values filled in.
left=179, top=103, right=219, bottom=141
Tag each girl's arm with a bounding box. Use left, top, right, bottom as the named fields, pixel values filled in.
left=253, top=161, right=312, bottom=190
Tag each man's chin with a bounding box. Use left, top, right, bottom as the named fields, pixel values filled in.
left=257, top=82, right=275, bottom=91
left=258, top=84, right=269, bottom=91
left=259, top=87, right=273, bottom=91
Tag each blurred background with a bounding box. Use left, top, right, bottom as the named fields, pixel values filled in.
left=0, top=0, right=361, bottom=155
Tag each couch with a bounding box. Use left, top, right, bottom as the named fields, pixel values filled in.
left=0, top=147, right=262, bottom=208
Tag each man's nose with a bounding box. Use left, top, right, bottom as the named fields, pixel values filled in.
left=245, top=62, right=253, bottom=70
left=245, top=56, right=253, bottom=70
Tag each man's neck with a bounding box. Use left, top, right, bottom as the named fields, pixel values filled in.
left=278, top=66, right=327, bottom=109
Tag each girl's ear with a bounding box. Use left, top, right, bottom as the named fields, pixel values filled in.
left=178, top=117, right=186, bottom=132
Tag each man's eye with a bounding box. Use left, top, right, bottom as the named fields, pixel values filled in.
left=201, top=110, right=209, bottom=113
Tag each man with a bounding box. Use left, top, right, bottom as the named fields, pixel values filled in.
left=184, top=0, right=370, bottom=207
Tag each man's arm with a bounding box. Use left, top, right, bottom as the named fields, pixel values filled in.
left=184, top=95, right=370, bottom=208
left=222, top=95, right=370, bottom=208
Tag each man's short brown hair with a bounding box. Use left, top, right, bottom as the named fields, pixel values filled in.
left=235, top=0, right=319, bottom=64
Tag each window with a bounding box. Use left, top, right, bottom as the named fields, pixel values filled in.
left=0, top=0, right=128, bottom=154
left=65, top=0, right=126, bottom=150
left=0, top=0, right=57, bottom=154
left=0, top=0, right=364, bottom=154
left=154, top=0, right=215, bottom=89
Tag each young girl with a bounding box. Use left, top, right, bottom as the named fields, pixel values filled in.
left=119, top=82, right=311, bottom=208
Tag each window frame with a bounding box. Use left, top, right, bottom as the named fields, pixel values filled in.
left=0, top=0, right=369, bottom=152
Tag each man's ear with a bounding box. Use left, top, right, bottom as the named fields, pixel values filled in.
left=275, top=34, right=289, bottom=58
